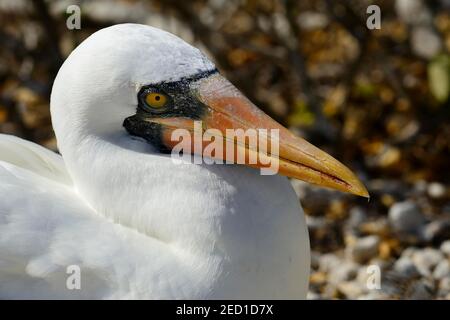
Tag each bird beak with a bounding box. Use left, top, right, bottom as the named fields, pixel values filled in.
left=146, top=74, right=368, bottom=197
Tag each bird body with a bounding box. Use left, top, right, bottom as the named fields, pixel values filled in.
left=0, top=134, right=309, bottom=299
left=0, top=24, right=366, bottom=299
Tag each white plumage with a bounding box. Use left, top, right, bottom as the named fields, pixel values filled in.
left=0, top=24, right=310, bottom=299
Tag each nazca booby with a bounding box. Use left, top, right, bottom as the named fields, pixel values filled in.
left=0, top=24, right=368, bottom=299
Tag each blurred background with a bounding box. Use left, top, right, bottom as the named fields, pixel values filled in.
left=0, top=0, right=449, bottom=299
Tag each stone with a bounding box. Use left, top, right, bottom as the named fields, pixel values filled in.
left=318, top=253, right=341, bottom=273
left=322, top=283, right=339, bottom=299
left=309, top=271, right=327, bottom=286
left=419, top=220, right=450, bottom=243
left=438, top=277, right=450, bottom=296
left=394, top=257, right=421, bottom=278
left=427, top=182, right=446, bottom=199
left=412, top=248, right=445, bottom=276
left=297, top=12, right=329, bottom=30
left=402, top=247, right=418, bottom=258
left=306, top=216, right=327, bottom=229
left=433, top=260, right=450, bottom=280
left=413, top=180, right=428, bottom=194
left=328, top=262, right=359, bottom=284
left=406, top=279, right=435, bottom=299
left=440, top=240, right=450, bottom=256
left=347, top=206, right=368, bottom=228
left=359, top=219, right=390, bottom=236
left=411, top=26, right=442, bottom=59
left=388, top=201, right=425, bottom=233
left=381, top=271, right=410, bottom=297
left=395, top=0, right=432, bottom=25
left=337, top=281, right=365, bottom=299
left=347, top=235, right=380, bottom=263
left=356, top=266, right=370, bottom=286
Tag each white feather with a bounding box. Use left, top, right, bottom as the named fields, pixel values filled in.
left=0, top=24, right=310, bottom=299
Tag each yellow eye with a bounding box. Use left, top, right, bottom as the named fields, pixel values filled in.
left=145, top=92, right=168, bottom=109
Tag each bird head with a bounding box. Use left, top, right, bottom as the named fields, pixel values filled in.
left=51, top=24, right=368, bottom=197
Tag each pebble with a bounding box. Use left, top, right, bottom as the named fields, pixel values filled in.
left=0, top=0, right=29, bottom=13
left=412, top=26, right=443, bottom=59
left=381, top=271, right=410, bottom=297
left=394, top=257, right=421, bottom=278
left=395, top=0, right=432, bottom=25
left=419, top=220, right=450, bottom=243
left=309, top=271, right=327, bottom=286
left=306, top=216, right=327, bottom=229
left=413, top=180, right=428, bottom=195
left=438, top=277, right=450, bottom=296
left=297, top=12, right=329, bottom=30
left=328, top=262, right=359, bottom=284
left=407, top=279, right=435, bottom=299
left=388, top=201, right=425, bottom=233
left=359, top=218, right=390, bottom=236
left=318, top=253, right=341, bottom=273
left=337, top=281, right=365, bottom=299
left=440, top=240, right=450, bottom=256
left=433, top=260, right=450, bottom=280
left=347, top=206, right=368, bottom=229
left=356, top=266, right=371, bottom=286
left=347, top=235, right=380, bottom=263
left=427, top=182, right=446, bottom=199
left=411, top=248, right=445, bottom=276
left=402, top=247, right=418, bottom=258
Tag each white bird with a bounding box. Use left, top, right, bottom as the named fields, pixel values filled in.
left=0, top=24, right=368, bottom=299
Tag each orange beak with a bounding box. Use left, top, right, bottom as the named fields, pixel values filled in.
left=146, top=74, right=368, bottom=197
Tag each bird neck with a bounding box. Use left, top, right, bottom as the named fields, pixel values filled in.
left=58, top=132, right=233, bottom=253
left=58, top=131, right=308, bottom=262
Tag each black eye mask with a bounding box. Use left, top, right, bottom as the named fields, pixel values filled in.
left=123, top=68, right=218, bottom=152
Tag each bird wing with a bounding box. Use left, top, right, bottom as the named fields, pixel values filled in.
left=0, top=134, right=71, bottom=185
left=0, top=135, right=202, bottom=299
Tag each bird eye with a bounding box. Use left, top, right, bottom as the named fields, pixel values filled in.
left=144, top=92, right=168, bottom=109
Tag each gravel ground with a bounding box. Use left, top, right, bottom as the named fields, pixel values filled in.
left=292, top=180, right=450, bottom=300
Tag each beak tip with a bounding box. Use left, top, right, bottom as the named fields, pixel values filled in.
left=356, top=187, right=370, bottom=199
left=349, top=179, right=370, bottom=199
